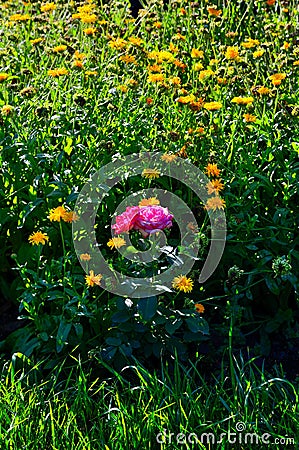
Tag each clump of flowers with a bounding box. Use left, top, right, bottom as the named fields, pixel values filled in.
left=272, top=255, right=292, bottom=278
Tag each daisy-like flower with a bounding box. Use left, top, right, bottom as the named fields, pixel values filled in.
left=225, top=46, right=239, bottom=59
left=269, top=73, right=286, bottom=86
left=207, top=5, right=222, bottom=16
left=172, top=275, right=194, bottom=293
left=253, top=49, right=265, bottom=58
left=80, top=253, right=91, bottom=261
left=231, top=96, right=254, bottom=105
left=241, top=38, right=259, bottom=49
left=205, top=163, right=221, bottom=177
left=107, top=237, right=126, bottom=249
left=206, top=179, right=224, bottom=194
left=177, top=94, right=196, bottom=104
left=108, top=38, right=127, bottom=50
left=62, top=211, right=79, bottom=223
left=84, top=27, right=97, bottom=35
left=199, top=69, right=214, bottom=81
left=203, top=101, right=222, bottom=111
left=30, top=38, right=43, bottom=45
left=243, top=113, right=257, bottom=122
left=147, top=73, right=164, bottom=83
left=161, top=153, right=177, bottom=162
left=128, top=36, right=143, bottom=46
left=205, top=196, right=226, bottom=211
left=256, top=86, right=271, bottom=95
left=41, top=2, right=56, bottom=12
left=191, top=48, right=204, bottom=58
left=48, top=68, right=68, bottom=77
left=139, top=197, right=160, bottom=206
left=85, top=270, right=102, bottom=287
left=48, top=206, right=67, bottom=222
left=28, top=231, right=49, bottom=245
left=119, top=55, right=137, bottom=65
left=53, top=45, right=67, bottom=53
left=195, top=303, right=205, bottom=313
left=9, top=14, right=31, bottom=21
left=1, top=105, right=14, bottom=116
left=142, top=168, right=160, bottom=179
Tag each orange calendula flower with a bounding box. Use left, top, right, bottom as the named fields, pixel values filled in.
left=205, top=196, right=226, bottom=211
left=243, top=113, right=257, bottom=122
left=83, top=27, right=97, bottom=35
left=191, top=48, right=204, bottom=58
left=225, top=46, right=239, bottom=60
left=28, top=231, right=49, bottom=246
left=231, top=96, right=254, bottom=105
left=139, top=197, right=160, bottom=206
left=206, top=179, right=224, bottom=194
left=48, top=206, right=67, bottom=222
left=195, top=303, right=205, bottom=313
left=119, top=55, right=137, bottom=65
left=62, top=211, right=79, bottom=223
left=142, top=168, right=160, bottom=179
left=48, top=68, right=68, bottom=77
left=205, top=163, right=221, bottom=177
left=203, top=101, right=222, bottom=111
left=177, top=94, right=196, bottom=104
left=85, top=270, right=102, bottom=287
left=207, top=5, right=222, bottom=16
left=266, top=0, right=275, bottom=5
left=0, top=73, right=9, bottom=82
left=161, top=153, right=177, bottom=162
left=172, top=275, right=194, bottom=293
left=269, top=73, right=286, bottom=86
left=80, top=253, right=91, bottom=261
left=107, top=237, right=126, bottom=249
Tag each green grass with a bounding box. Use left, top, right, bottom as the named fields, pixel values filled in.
left=0, top=351, right=298, bottom=450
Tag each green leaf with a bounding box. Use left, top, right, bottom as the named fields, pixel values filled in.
left=137, top=296, right=157, bottom=321
left=165, top=318, right=183, bottom=335
left=56, top=319, right=72, bottom=353
left=186, top=317, right=209, bottom=335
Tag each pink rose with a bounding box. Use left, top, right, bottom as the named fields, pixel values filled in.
left=133, top=205, right=174, bottom=237
left=112, top=206, right=140, bottom=235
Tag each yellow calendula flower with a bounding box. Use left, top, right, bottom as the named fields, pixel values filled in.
left=128, top=36, right=143, bottom=46
left=177, top=94, right=196, bottom=104
left=241, top=38, right=259, bottom=49
left=142, top=168, right=160, bottom=179
left=205, top=196, right=226, bottom=211
left=172, top=275, right=194, bottom=293
left=9, top=14, right=31, bottom=21
left=108, top=38, right=127, bottom=50
left=28, top=231, right=49, bottom=246
left=253, top=49, right=265, bottom=58
left=107, top=237, right=126, bottom=249
left=231, top=96, right=254, bottom=105
left=48, top=206, right=67, bottom=222
left=139, top=198, right=160, bottom=206
left=53, top=45, right=67, bottom=53
left=147, top=73, right=164, bottom=83
left=41, top=2, right=56, bottom=12
left=85, top=270, right=102, bottom=287
left=30, top=38, right=43, bottom=45
left=1, top=105, right=14, bottom=116
left=256, top=86, right=271, bottom=95
left=203, top=101, right=222, bottom=111
left=119, top=55, right=137, bottom=65
left=199, top=69, right=214, bottom=81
